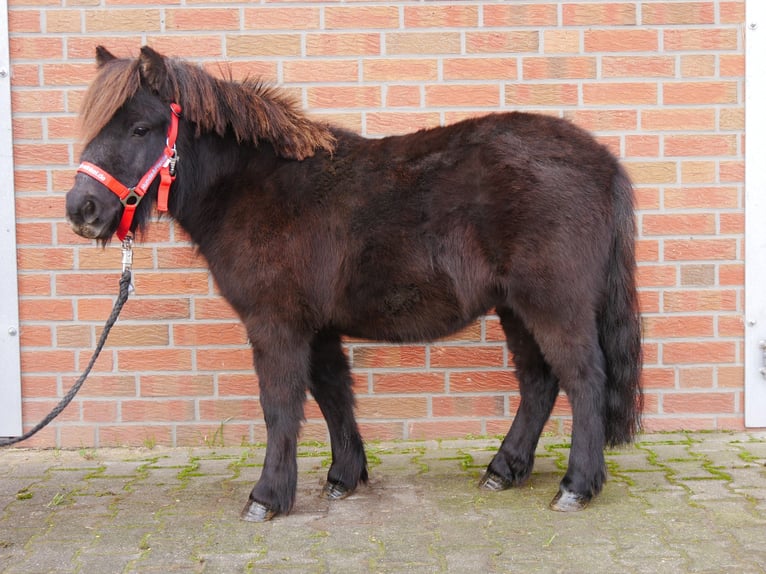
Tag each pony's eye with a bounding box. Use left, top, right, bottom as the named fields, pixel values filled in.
left=132, top=126, right=150, bottom=137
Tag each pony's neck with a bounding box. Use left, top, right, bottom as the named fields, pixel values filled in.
left=166, top=128, right=282, bottom=246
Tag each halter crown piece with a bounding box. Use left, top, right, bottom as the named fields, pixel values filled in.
left=77, top=103, right=182, bottom=241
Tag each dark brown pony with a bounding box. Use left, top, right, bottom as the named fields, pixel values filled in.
left=66, top=46, right=643, bottom=522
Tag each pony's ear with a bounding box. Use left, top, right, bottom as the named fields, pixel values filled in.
left=95, top=46, right=117, bottom=68
left=138, top=46, right=170, bottom=98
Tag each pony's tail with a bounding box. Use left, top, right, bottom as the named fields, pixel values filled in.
left=600, top=164, right=643, bottom=447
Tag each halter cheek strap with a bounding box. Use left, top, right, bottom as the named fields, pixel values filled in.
left=76, top=103, right=182, bottom=241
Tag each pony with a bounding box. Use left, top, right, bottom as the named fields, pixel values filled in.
left=66, top=46, right=643, bottom=522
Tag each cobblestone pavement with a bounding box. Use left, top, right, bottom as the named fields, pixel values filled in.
left=1, top=432, right=765, bottom=573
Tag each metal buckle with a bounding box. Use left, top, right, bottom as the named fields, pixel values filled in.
left=167, top=146, right=178, bottom=177
left=121, top=188, right=143, bottom=207
left=121, top=236, right=135, bottom=294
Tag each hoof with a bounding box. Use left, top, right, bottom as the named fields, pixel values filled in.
left=550, top=489, right=590, bottom=512
left=479, top=470, right=513, bottom=492
left=322, top=480, right=353, bottom=500
left=240, top=499, right=277, bottom=522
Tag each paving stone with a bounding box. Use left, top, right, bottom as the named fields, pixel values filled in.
left=1, top=432, right=765, bottom=572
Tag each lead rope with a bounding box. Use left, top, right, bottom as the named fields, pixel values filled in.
left=0, top=238, right=134, bottom=447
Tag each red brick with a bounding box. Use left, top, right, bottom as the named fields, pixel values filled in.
left=664, top=29, right=738, bottom=51
left=119, top=349, right=193, bottom=372
left=373, top=372, right=445, bottom=394
left=307, top=86, right=381, bottom=108
left=664, top=239, right=737, bottom=261
left=663, top=81, right=738, bottom=104
left=663, top=342, right=737, bottom=365
left=663, top=290, right=738, bottom=313
left=243, top=6, right=319, bottom=30
left=85, top=9, right=162, bottom=32
left=363, top=59, right=437, bottom=82
left=664, top=187, right=740, bottom=209
left=565, top=110, right=637, bottom=131
left=100, top=324, right=170, bottom=347
left=465, top=31, right=539, bottom=54
left=641, top=368, right=676, bottom=389
left=122, top=399, right=195, bottom=422
left=325, top=6, right=399, bottom=30
left=505, top=83, right=579, bottom=106
left=584, top=30, right=658, bottom=52
left=20, top=325, right=52, bottom=347
left=21, top=350, right=75, bottom=372
left=582, top=82, right=657, bottom=105
left=197, top=348, right=253, bottom=371
left=8, top=9, right=42, bottom=33
left=642, top=108, right=716, bottom=131
left=64, top=375, right=137, bottom=397
left=357, top=397, right=428, bottom=419
left=352, top=346, right=426, bottom=369
left=681, top=54, right=716, bottom=78
left=199, top=398, right=262, bottom=420
left=642, top=2, right=715, bottom=25
left=563, top=3, right=636, bottom=25
left=642, top=213, right=716, bottom=236
left=366, top=112, right=440, bottom=136
left=217, top=374, right=260, bottom=396
left=9, top=37, right=63, bottom=60
left=522, top=56, right=596, bottom=80
left=626, top=135, right=660, bottom=157
left=430, top=345, right=504, bottom=369
left=663, top=391, right=736, bottom=413
left=484, top=3, right=558, bottom=26
left=173, top=323, right=248, bottom=346
left=13, top=143, right=70, bottom=165
left=449, top=371, right=519, bottom=393
left=442, top=58, right=518, bottom=81
left=165, top=8, right=239, bottom=31
left=284, top=60, right=359, bottom=83
left=82, top=401, right=119, bottom=423
left=386, top=32, right=462, bottom=55
left=643, top=316, right=714, bottom=339
left=226, top=34, right=301, bottom=57
left=432, top=395, right=504, bottom=417
left=425, top=84, right=500, bottom=107
left=664, top=134, right=737, bottom=157
left=679, top=367, right=714, bottom=389
left=404, top=5, right=478, bottom=28
left=637, top=265, right=677, bottom=288
left=543, top=30, right=581, bottom=53
left=305, top=33, right=381, bottom=56
left=680, top=265, right=715, bottom=287
left=19, top=299, right=73, bottom=321
left=601, top=56, right=675, bottom=78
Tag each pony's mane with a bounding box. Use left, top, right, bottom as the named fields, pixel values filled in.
left=79, top=53, right=335, bottom=160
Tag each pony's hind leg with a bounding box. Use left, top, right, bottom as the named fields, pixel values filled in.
left=480, top=307, right=560, bottom=491
left=521, top=308, right=608, bottom=512
left=309, top=331, right=368, bottom=500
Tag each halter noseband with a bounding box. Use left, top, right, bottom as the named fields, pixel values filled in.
left=77, top=103, right=182, bottom=241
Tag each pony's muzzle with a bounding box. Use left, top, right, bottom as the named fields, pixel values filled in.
left=65, top=183, right=120, bottom=240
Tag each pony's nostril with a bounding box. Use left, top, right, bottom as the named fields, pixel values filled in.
left=81, top=199, right=97, bottom=223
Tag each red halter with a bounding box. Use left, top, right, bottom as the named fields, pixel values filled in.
left=77, top=103, right=182, bottom=241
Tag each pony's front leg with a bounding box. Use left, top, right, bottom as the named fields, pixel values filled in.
left=308, top=330, right=368, bottom=500
left=240, top=331, right=311, bottom=522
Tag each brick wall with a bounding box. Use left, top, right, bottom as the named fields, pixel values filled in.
left=8, top=1, right=747, bottom=447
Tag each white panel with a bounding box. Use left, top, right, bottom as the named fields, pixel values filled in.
left=0, top=0, right=22, bottom=437
left=745, top=2, right=766, bottom=427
